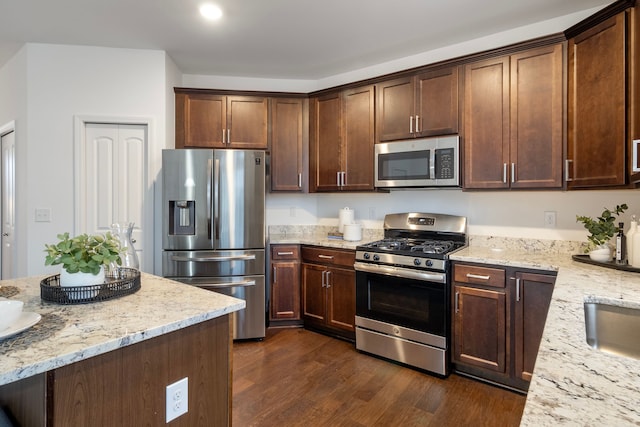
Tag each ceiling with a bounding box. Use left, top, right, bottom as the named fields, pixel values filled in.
left=0, top=0, right=613, bottom=80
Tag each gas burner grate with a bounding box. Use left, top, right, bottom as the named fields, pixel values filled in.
left=410, top=240, right=455, bottom=255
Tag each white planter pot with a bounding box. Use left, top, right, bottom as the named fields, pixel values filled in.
left=60, top=267, right=105, bottom=299
left=589, top=245, right=612, bottom=262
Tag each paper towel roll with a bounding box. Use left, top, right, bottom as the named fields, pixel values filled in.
left=343, top=223, right=362, bottom=241
left=338, top=207, right=354, bottom=233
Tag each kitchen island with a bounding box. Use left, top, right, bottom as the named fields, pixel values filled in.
left=451, top=246, right=640, bottom=426
left=0, top=273, right=244, bottom=426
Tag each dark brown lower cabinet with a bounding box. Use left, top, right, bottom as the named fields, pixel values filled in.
left=452, top=262, right=555, bottom=391
left=270, top=244, right=302, bottom=326
left=0, top=316, right=231, bottom=426
left=301, top=246, right=356, bottom=341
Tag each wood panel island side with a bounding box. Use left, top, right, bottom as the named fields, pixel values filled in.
left=0, top=273, right=244, bottom=426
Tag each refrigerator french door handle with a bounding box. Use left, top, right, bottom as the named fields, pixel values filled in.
left=214, top=157, right=220, bottom=245
left=207, top=158, right=212, bottom=239
left=171, top=254, right=257, bottom=262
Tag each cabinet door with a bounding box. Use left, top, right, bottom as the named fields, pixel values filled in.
left=326, top=267, right=356, bottom=332
left=513, top=272, right=555, bottom=382
left=270, top=98, right=306, bottom=192
left=453, top=285, right=508, bottom=374
left=176, top=93, right=226, bottom=148
left=567, top=13, right=626, bottom=188
left=310, top=93, right=342, bottom=191
left=301, top=263, right=327, bottom=325
left=463, top=56, right=510, bottom=189
left=342, top=85, right=375, bottom=191
left=271, top=261, right=301, bottom=320
left=227, top=96, right=268, bottom=149
left=510, top=44, right=564, bottom=189
left=415, top=67, right=459, bottom=137
left=376, top=76, right=414, bottom=141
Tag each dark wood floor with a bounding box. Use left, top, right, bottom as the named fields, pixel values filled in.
left=232, top=328, right=526, bottom=427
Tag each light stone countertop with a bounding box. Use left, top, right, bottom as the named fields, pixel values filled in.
left=0, top=273, right=245, bottom=386
left=270, top=227, right=640, bottom=424
left=269, top=227, right=640, bottom=427
left=450, top=246, right=640, bottom=426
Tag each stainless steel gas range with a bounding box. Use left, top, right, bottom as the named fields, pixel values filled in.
left=354, top=212, right=467, bottom=376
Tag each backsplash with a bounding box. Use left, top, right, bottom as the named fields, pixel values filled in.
left=268, top=225, right=586, bottom=254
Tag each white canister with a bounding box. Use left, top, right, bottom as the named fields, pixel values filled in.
left=338, top=207, right=355, bottom=233
left=343, top=223, right=363, bottom=241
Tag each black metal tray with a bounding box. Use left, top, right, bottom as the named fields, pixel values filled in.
left=40, top=268, right=141, bottom=304
left=572, top=254, right=640, bottom=273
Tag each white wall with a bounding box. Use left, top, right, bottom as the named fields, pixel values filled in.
left=267, top=189, right=640, bottom=243
left=0, top=47, right=27, bottom=275
left=17, top=44, right=168, bottom=276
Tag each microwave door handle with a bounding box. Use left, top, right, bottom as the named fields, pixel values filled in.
left=429, top=148, right=436, bottom=180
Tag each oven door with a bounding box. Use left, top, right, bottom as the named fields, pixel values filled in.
left=355, top=263, right=448, bottom=337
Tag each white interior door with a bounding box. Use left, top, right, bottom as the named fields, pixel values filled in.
left=83, top=123, right=147, bottom=270
left=1, top=130, right=15, bottom=279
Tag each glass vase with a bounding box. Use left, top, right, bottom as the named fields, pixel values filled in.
left=109, top=222, right=140, bottom=277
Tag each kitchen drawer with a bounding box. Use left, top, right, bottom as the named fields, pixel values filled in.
left=453, top=264, right=506, bottom=288
left=301, top=246, right=355, bottom=269
left=271, top=245, right=300, bottom=260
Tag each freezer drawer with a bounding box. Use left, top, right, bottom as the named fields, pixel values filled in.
left=171, top=275, right=266, bottom=340
left=162, top=249, right=265, bottom=277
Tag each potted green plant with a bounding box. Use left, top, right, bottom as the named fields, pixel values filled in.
left=44, top=232, right=123, bottom=287
left=576, top=204, right=628, bottom=262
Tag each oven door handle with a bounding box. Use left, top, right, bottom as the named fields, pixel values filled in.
left=171, top=255, right=257, bottom=262
left=354, top=262, right=446, bottom=284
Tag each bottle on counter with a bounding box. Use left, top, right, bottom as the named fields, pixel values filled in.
left=628, top=215, right=637, bottom=265
left=632, top=216, right=640, bottom=268
left=615, top=222, right=626, bottom=264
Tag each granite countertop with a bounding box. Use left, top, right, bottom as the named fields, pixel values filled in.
left=0, top=273, right=245, bottom=386
left=269, top=228, right=640, bottom=424
left=451, top=246, right=640, bottom=426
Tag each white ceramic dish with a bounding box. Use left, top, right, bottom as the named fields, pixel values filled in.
left=0, top=299, right=24, bottom=331
left=0, top=312, right=41, bottom=340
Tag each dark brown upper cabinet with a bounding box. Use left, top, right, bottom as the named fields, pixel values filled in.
left=566, top=1, right=640, bottom=188
left=463, top=43, right=564, bottom=189
left=376, top=66, right=459, bottom=142
left=270, top=98, right=308, bottom=192
left=309, top=85, right=375, bottom=192
left=175, top=89, right=268, bottom=149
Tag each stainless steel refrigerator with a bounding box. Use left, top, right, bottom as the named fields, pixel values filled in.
left=162, top=149, right=265, bottom=340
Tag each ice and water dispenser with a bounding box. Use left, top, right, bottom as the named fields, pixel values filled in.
left=168, top=200, right=195, bottom=235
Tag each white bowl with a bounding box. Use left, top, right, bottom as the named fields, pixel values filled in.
left=0, top=300, right=24, bottom=331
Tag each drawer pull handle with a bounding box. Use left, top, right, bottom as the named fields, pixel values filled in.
left=277, top=251, right=294, bottom=256
left=466, top=273, right=490, bottom=281
left=318, top=255, right=334, bottom=259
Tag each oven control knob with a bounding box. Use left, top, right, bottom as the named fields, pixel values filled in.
left=363, top=253, right=370, bottom=260
left=373, top=254, right=380, bottom=261
left=413, top=259, right=421, bottom=266
left=425, top=260, right=433, bottom=267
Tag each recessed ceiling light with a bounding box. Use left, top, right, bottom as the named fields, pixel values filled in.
left=200, top=3, right=223, bottom=21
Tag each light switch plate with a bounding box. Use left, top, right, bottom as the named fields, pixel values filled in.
left=35, top=208, right=51, bottom=222
left=166, top=377, right=188, bottom=423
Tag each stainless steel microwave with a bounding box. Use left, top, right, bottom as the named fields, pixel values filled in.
left=375, top=135, right=460, bottom=188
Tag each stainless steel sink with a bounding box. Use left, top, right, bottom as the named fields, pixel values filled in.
left=584, top=302, right=640, bottom=360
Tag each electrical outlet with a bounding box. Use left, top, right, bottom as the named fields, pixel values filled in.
left=369, top=207, right=376, bottom=219
left=166, top=377, right=188, bottom=423
left=35, top=208, right=52, bottom=222
left=290, top=206, right=296, bottom=217
left=544, top=211, right=557, bottom=228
